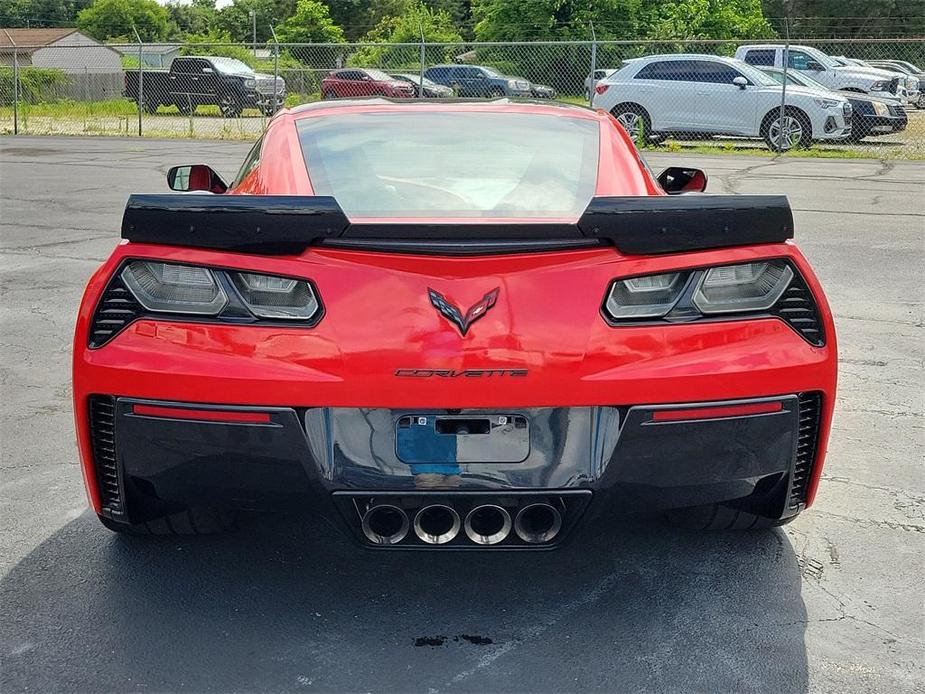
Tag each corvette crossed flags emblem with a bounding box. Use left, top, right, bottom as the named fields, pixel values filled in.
left=428, top=288, right=500, bottom=336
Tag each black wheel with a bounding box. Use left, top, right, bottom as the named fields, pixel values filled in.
left=610, top=103, right=661, bottom=144
left=488, top=87, right=505, bottom=98
left=218, top=93, right=242, bottom=118
left=142, top=98, right=159, bottom=114
left=261, top=103, right=277, bottom=117
left=761, top=107, right=813, bottom=151
left=98, top=507, right=234, bottom=535
left=175, top=100, right=194, bottom=116
left=664, top=504, right=798, bottom=531
left=323, top=89, right=337, bottom=100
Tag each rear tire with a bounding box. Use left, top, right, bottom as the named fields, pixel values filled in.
left=323, top=89, right=337, bottom=100
left=98, top=507, right=234, bottom=535
left=610, top=103, right=661, bottom=145
left=664, top=504, right=798, bottom=531
left=219, top=93, right=242, bottom=118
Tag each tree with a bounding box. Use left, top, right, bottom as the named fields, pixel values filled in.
left=472, top=0, right=642, bottom=41
left=275, top=0, right=345, bottom=43
left=164, top=0, right=217, bottom=39
left=0, top=0, right=94, bottom=28
left=323, top=0, right=418, bottom=40
left=214, top=0, right=298, bottom=43
left=760, top=0, right=924, bottom=38
left=76, top=0, right=170, bottom=41
left=351, top=3, right=463, bottom=67
left=645, top=0, right=773, bottom=40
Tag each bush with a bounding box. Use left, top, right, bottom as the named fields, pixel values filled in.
left=0, top=66, right=68, bottom=105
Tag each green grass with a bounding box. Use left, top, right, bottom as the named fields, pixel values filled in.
left=655, top=142, right=914, bottom=159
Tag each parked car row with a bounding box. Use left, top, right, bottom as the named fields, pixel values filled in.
left=320, top=65, right=557, bottom=100
left=758, top=67, right=907, bottom=142
left=735, top=45, right=920, bottom=108
left=591, top=44, right=917, bottom=150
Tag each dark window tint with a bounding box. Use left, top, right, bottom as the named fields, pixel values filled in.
left=425, top=67, right=450, bottom=80
left=455, top=67, right=483, bottom=79
left=635, top=60, right=696, bottom=81
left=692, top=60, right=744, bottom=84
left=172, top=58, right=199, bottom=74
left=744, top=49, right=775, bottom=66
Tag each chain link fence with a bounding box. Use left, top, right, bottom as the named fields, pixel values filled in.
left=1, top=38, right=923, bottom=156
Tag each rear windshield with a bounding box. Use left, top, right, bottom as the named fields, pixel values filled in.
left=295, top=112, right=600, bottom=218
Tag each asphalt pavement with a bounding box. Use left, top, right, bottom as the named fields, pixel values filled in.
left=0, top=137, right=922, bottom=693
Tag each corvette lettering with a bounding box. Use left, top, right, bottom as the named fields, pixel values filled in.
left=394, top=369, right=528, bottom=378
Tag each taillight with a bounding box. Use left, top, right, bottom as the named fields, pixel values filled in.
left=595, top=84, right=610, bottom=95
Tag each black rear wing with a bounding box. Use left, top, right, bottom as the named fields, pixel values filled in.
left=121, top=194, right=793, bottom=256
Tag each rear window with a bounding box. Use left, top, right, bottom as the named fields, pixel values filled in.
left=296, top=112, right=600, bottom=219
left=744, top=49, right=775, bottom=66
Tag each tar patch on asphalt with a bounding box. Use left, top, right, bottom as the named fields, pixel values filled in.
left=413, top=634, right=494, bottom=647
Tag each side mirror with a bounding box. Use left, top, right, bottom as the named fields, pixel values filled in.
left=732, top=76, right=748, bottom=89
left=657, top=167, right=708, bottom=195
left=167, top=165, right=228, bottom=193
left=807, top=60, right=824, bottom=71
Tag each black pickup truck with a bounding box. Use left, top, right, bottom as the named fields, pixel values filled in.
left=125, top=56, right=286, bottom=117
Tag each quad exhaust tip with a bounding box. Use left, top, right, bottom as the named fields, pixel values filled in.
left=360, top=499, right=565, bottom=546
left=464, top=504, right=512, bottom=545
left=514, top=503, right=562, bottom=544
left=361, top=504, right=409, bottom=545
left=414, top=504, right=461, bottom=544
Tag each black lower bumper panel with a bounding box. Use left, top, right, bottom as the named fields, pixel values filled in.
left=95, top=395, right=815, bottom=545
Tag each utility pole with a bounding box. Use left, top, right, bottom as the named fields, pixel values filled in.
left=250, top=10, right=257, bottom=58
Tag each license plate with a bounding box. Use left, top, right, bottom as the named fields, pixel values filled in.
left=396, top=414, right=529, bottom=464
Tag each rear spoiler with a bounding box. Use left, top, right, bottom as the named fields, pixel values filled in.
left=121, top=194, right=793, bottom=256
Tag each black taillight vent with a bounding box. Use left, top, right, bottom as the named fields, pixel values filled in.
left=790, top=392, right=822, bottom=508
left=89, top=273, right=143, bottom=348
left=89, top=395, right=124, bottom=517
left=771, top=272, right=825, bottom=346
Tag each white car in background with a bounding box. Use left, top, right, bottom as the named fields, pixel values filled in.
left=592, top=54, right=853, bottom=150
left=735, top=45, right=912, bottom=104
left=830, top=56, right=919, bottom=106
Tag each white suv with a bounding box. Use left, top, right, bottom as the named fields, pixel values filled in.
left=592, top=54, right=853, bottom=150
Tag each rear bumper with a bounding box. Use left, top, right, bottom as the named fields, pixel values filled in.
left=87, top=394, right=824, bottom=546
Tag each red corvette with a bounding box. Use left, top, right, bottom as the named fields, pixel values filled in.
left=73, top=99, right=836, bottom=546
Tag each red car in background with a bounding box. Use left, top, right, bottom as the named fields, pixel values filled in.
left=321, top=69, right=414, bottom=99
left=73, top=99, right=836, bottom=546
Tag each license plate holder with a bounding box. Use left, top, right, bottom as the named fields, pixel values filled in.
left=396, top=414, right=529, bottom=464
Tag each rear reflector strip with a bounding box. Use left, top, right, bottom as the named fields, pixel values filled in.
left=132, top=404, right=271, bottom=424
left=651, top=401, right=782, bottom=422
